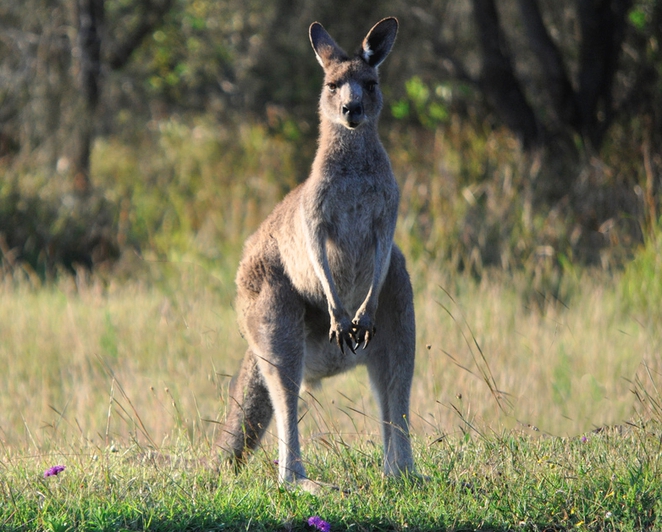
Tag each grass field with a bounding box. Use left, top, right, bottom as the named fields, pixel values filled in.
left=1, top=250, right=661, bottom=530
left=3, top=427, right=661, bottom=531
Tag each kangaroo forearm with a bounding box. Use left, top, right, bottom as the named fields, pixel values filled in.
left=358, top=238, right=392, bottom=316
left=301, top=206, right=347, bottom=316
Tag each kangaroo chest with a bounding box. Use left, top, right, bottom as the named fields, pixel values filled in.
left=278, top=140, right=399, bottom=312
left=320, top=170, right=395, bottom=306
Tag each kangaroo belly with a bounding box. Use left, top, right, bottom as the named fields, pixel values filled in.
left=281, top=234, right=376, bottom=314
left=317, top=185, right=380, bottom=310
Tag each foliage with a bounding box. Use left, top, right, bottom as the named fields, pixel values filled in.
left=93, top=119, right=297, bottom=262
left=390, top=76, right=454, bottom=129
left=1, top=106, right=654, bottom=279
left=0, top=176, right=118, bottom=277
left=619, top=221, right=662, bottom=324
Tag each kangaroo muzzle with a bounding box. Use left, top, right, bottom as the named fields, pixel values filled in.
left=340, top=82, right=365, bottom=128
left=342, top=101, right=364, bottom=127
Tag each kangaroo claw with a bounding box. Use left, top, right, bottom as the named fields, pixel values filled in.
left=344, top=331, right=356, bottom=354
left=330, top=328, right=356, bottom=354
left=362, top=329, right=372, bottom=349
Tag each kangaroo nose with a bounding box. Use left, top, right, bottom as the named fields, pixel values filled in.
left=342, top=102, right=363, bottom=119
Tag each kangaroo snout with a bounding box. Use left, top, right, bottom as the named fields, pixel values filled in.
left=342, top=101, right=364, bottom=127
left=340, top=82, right=365, bottom=128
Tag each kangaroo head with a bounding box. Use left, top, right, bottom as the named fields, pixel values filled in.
left=309, top=18, right=398, bottom=130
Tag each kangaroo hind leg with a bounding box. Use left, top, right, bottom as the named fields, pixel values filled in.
left=365, top=248, right=416, bottom=476
left=239, top=268, right=308, bottom=485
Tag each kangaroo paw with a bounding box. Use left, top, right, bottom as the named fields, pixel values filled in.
left=351, top=314, right=376, bottom=349
left=329, top=315, right=357, bottom=354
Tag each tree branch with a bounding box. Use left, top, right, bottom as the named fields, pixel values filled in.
left=105, top=0, right=175, bottom=71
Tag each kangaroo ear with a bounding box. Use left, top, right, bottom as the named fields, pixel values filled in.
left=360, top=17, right=398, bottom=68
left=310, top=22, right=349, bottom=68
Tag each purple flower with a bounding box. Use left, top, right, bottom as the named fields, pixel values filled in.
left=44, top=465, right=66, bottom=477
left=308, top=516, right=330, bottom=532
left=581, top=436, right=588, bottom=443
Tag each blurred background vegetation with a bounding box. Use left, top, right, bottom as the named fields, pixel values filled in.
left=0, top=0, right=660, bottom=282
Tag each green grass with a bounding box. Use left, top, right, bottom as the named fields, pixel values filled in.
left=2, top=428, right=661, bottom=531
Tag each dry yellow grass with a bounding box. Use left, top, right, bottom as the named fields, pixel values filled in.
left=412, top=265, right=652, bottom=437
left=0, top=259, right=658, bottom=456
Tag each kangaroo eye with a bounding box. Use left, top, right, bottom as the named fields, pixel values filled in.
left=366, top=81, right=378, bottom=93
left=327, top=83, right=337, bottom=93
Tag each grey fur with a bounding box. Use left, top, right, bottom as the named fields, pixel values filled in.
left=219, top=17, right=416, bottom=490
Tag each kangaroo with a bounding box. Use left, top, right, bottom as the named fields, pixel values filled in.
left=219, top=17, right=416, bottom=492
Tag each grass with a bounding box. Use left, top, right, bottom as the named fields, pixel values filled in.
left=1, top=258, right=655, bottom=448
left=1, top=253, right=661, bottom=530
left=2, top=427, right=661, bottom=530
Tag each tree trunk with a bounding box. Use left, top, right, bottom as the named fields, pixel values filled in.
left=71, top=0, right=174, bottom=194
left=517, top=0, right=580, bottom=130
left=457, top=0, right=636, bottom=154
left=577, top=0, right=632, bottom=148
left=72, top=0, right=104, bottom=195
left=472, top=0, right=541, bottom=149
